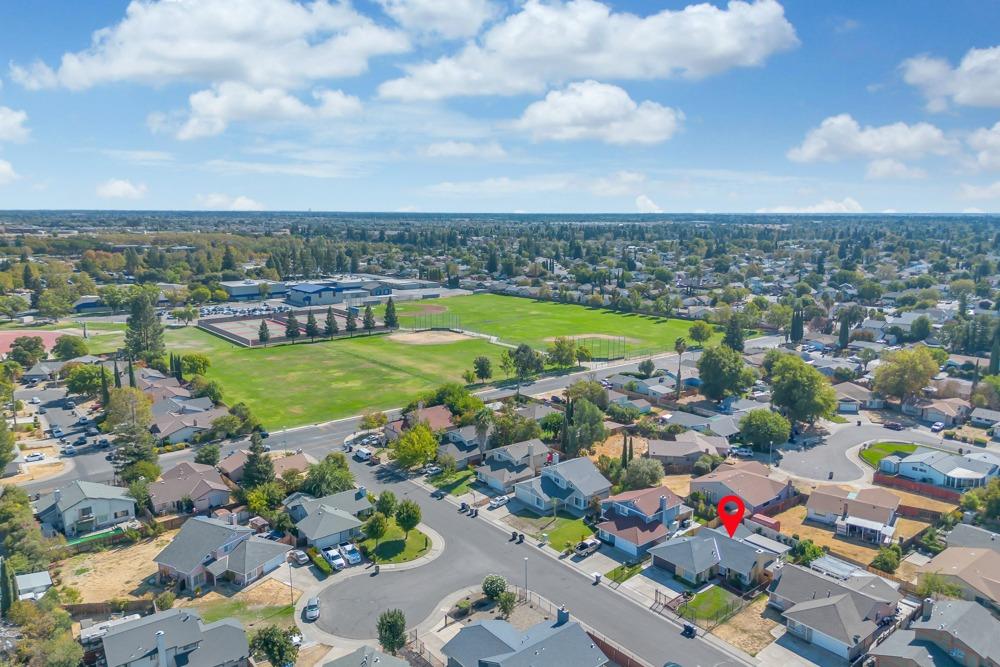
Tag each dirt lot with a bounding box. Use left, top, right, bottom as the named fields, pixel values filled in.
left=389, top=330, right=470, bottom=345
left=56, top=530, right=179, bottom=602
left=182, top=578, right=299, bottom=609
left=873, top=488, right=957, bottom=514
left=296, top=644, right=334, bottom=667
left=711, top=594, right=781, bottom=656
left=4, top=460, right=64, bottom=483
left=589, top=433, right=649, bottom=461
left=661, top=474, right=693, bottom=497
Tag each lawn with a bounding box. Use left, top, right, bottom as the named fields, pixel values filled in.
left=678, top=586, right=739, bottom=625
left=504, top=508, right=593, bottom=549
left=859, top=442, right=918, bottom=468
left=389, top=294, right=720, bottom=354
left=428, top=469, right=477, bottom=496
left=360, top=517, right=432, bottom=564
left=191, top=598, right=295, bottom=628
left=605, top=560, right=646, bottom=584
left=164, top=326, right=507, bottom=429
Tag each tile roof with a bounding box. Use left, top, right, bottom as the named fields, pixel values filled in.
left=154, top=517, right=252, bottom=574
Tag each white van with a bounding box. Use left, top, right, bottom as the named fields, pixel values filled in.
left=354, top=446, right=373, bottom=462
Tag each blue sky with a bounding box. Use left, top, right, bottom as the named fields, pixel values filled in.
left=1, top=0, right=1000, bottom=213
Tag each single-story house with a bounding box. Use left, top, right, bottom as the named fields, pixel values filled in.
left=884, top=449, right=1000, bottom=489
left=217, top=450, right=316, bottom=483
left=284, top=487, right=372, bottom=523
left=690, top=461, right=796, bottom=514
left=901, top=397, right=971, bottom=426
left=155, top=517, right=254, bottom=591
left=945, top=523, right=1000, bottom=551
left=970, top=407, right=1000, bottom=429
left=833, top=382, right=885, bottom=413
left=33, top=480, right=136, bottom=538
left=149, top=462, right=232, bottom=515
left=22, top=360, right=65, bottom=382
left=596, top=486, right=691, bottom=556
left=648, top=525, right=776, bottom=587
left=385, top=404, right=455, bottom=441
left=99, top=608, right=249, bottom=667
left=514, top=457, right=611, bottom=516
left=869, top=598, right=1000, bottom=667
left=14, top=571, right=53, bottom=601
left=476, top=439, right=553, bottom=493
left=805, top=485, right=900, bottom=545
left=917, top=546, right=1000, bottom=610
left=205, top=537, right=291, bottom=587
left=646, top=431, right=730, bottom=472
left=152, top=404, right=230, bottom=443
left=291, top=495, right=365, bottom=550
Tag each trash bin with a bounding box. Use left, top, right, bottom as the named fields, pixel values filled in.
left=374, top=564, right=380, bottom=575
left=592, top=572, right=602, bottom=584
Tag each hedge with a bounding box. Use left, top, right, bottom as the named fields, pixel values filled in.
left=307, top=547, right=333, bottom=575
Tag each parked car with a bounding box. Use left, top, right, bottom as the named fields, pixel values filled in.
left=62, top=445, right=77, bottom=456
left=732, top=446, right=754, bottom=457
left=72, top=435, right=87, bottom=446
left=76, top=416, right=90, bottom=425
left=339, top=542, right=362, bottom=565
left=681, top=623, right=697, bottom=638
left=354, top=446, right=373, bottom=462
left=931, top=421, right=946, bottom=432
left=488, top=495, right=510, bottom=509
left=25, top=452, right=44, bottom=462
left=51, top=427, right=64, bottom=438
left=38, top=407, right=46, bottom=414
left=324, top=548, right=347, bottom=571
left=290, top=550, right=309, bottom=566
left=304, top=598, right=320, bottom=621
left=86, top=427, right=100, bottom=436
left=574, top=538, right=601, bottom=557
left=95, top=438, right=111, bottom=449
left=423, top=464, right=442, bottom=477
left=29, top=396, right=40, bottom=405
left=884, top=422, right=904, bottom=431
left=65, top=400, right=75, bottom=408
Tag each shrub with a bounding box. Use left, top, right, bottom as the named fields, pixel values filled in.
left=974, top=438, right=988, bottom=446
left=155, top=591, right=176, bottom=610
left=943, top=431, right=956, bottom=439
left=482, top=574, right=508, bottom=600
left=454, top=599, right=471, bottom=617
left=307, top=547, right=333, bottom=575
left=497, top=591, right=517, bottom=618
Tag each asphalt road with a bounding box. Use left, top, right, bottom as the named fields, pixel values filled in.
left=314, top=458, right=746, bottom=667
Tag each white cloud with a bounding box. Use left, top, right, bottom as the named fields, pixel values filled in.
left=513, top=81, right=682, bottom=145
left=378, top=0, right=497, bottom=39
left=196, top=193, right=265, bottom=211
left=378, top=0, right=798, bottom=100
left=10, top=0, right=409, bottom=91
left=0, top=107, right=30, bottom=142
left=968, top=122, right=1000, bottom=170
left=102, top=149, right=174, bottom=164
left=757, top=197, right=863, bottom=213
left=591, top=171, right=647, bottom=196
left=0, top=160, right=18, bottom=185
left=423, top=141, right=506, bottom=159
left=96, top=178, right=147, bottom=199
left=429, top=175, right=573, bottom=195
left=902, top=46, right=1000, bottom=111
left=788, top=114, right=954, bottom=163
left=635, top=194, right=663, bottom=213
left=959, top=181, right=1000, bottom=200
left=204, top=159, right=348, bottom=179
left=173, top=82, right=362, bottom=139
left=865, top=158, right=926, bottom=180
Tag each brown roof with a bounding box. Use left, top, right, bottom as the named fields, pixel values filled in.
left=919, top=547, right=1000, bottom=603
left=806, top=485, right=900, bottom=524
left=150, top=462, right=230, bottom=507
left=596, top=514, right=668, bottom=547
left=605, top=486, right=683, bottom=516
left=692, top=461, right=788, bottom=508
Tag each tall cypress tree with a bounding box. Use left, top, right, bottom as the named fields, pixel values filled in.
left=838, top=317, right=850, bottom=350
left=627, top=435, right=634, bottom=463
left=258, top=320, right=270, bottom=347
left=100, top=367, right=110, bottom=406
left=127, top=358, right=136, bottom=388
left=990, top=331, right=1000, bottom=376
left=113, top=360, right=122, bottom=388
left=620, top=435, right=628, bottom=468
left=325, top=306, right=338, bottom=337
left=384, top=298, right=398, bottom=329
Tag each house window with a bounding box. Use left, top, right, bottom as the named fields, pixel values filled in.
left=114, top=510, right=130, bottom=519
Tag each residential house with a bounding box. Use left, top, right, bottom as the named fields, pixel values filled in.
left=805, top=485, right=901, bottom=545
left=149, top=462, right=232, bottom=514
left=323, top=646, right=408, bottom=667
left=385, top=404, right=455, bottom=441
left=204, top=537, right=291, bottom=587
left=441, top=608, right=608, bottom=667
left=155, top=517, right=254, bottom=591
left=476, top=439, right=553, bottom=493
left=33, top=480, right=136, bottom=538
left=834, top=382, right=885, bottom=413
left=596, top=486, right=691, bottom=556
left=869, top=598, right=1000, bottom=667
left=439, top=425, right=489, bottom=469
left=646, top=431, right=730, bottom=472
left=902, top=398, right=970, bottom=426
left=768, top=564, right=901, bottom=661
left=970, top=407, right=1000, bottom=430
left=217, top=450, right=316, bottom=483
left=14, top=571, right=52, bottom=601
left=99, top=609, right=249, bottom=667
left=152, top=402, right=229, bottom=443
left=22, top=360, right=65, bottom=381
left=648, top=524, right=777, bottom=587
left=514, top=457, right=611, bottom=516
left=881, top=449, right=1000, bottom=489
left=690, top=461, right=796, bottom=514
left=287, top=488, right=370, bottom=550
left=945, top=523, right=1000, bottom=550
left=917, top=546, right=1000, bottom=611
left=284, top=487, right=372, bottom=523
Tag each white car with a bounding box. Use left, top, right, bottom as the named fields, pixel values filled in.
left=732, top=447, right=754, bottom=457
left=25, top=452, right=44, bottom=462
left=29, top=396, right=40, bottom=405
left=339, top=542, right=362, bottom=565
left=489, top=495, right=510, bottom=509
left=303, top=598, right=320, bottom=621
left=323, top=548, right=347, bottom=570
left=930, top=421, right=946, bottom=433
left=424, top=464, right=442, bottom=476
left=289, top=550, right=309, bottom=566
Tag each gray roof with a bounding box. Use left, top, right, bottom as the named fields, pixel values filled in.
left=946, top=523, right=1000, bottom=551
left=782, top=593, right=877, bottom=647
left=295, top=504, right=362, bottom=542
left=323, top=645, right=408, bottom=667
left=971, top=406, right=1000, bottom=421
left=867, top=630, right=953, bottom=667
left=546, top=457, right=610, bottom=497
left=34, top=480, right=133, bottom=516
left=14, top=571, right=51, bottom=591
left=769, top=564, right=899, bottom=614
left=206, top=536, right=291, bottom=578
left=154, top=517, right=252, bottom=574
left=649, top=527, right=767, bottom=577
left=442, top=618, right=608, bottom=667
left=908, top=599, right=1000, bottom=662
left=101, top=609, right=248, bottom=667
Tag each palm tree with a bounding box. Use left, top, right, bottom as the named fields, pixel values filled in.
left=674, top=337, right=687, bottom=400
left=474, top=407, right=493, bottom=457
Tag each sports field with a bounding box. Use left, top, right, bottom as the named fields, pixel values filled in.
left=165, top=327, right=506, bottom=429
left=391, top=294, right=716, bottom=352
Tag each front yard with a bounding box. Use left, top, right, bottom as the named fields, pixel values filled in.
left=859, top=442, right=918, bottom=468
left=605, top=560, right=646, bottom=584
left=677, top=586, right=740, bottom=627
left=180, top=579, right=298, bottom=630
left=360, top=517, right=432, bottom=564
left=503, top=508, right=593, bottom=549
left=428, top=469, right=477, bottom=496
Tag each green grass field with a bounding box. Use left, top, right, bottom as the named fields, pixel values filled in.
left=428, top=469, right=477, bottom=496
left=191, top=598, right=295, bottom=628
left=360, top=518, right=431, bottom=564
left=859, top=442, right=918, bottom=468
left=678, top=586, right=739, bottom=624
left=390, top=294, right=718, bottom=353
left=164, top=326, right=507, bottom=429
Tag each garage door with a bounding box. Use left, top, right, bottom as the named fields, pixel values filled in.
left=653, top=555, right=675, bottom=574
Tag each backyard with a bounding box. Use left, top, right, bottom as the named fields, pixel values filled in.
left=859, top=442, right=919, bottom=468
left=710, top=594, right=781, bottom=656
left=772, top=505, right=930, bottom=563
left=360, top=517, right=432, bottom=564
left=503, top=507, right=593, bottom=549
left=54, top=530, right=179, bottom=603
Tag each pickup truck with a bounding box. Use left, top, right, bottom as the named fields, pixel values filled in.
left=574, top=538, right=601, bottom=557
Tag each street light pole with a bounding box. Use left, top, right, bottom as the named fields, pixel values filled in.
left=524, top=557, right=529, bottom=599
left=769, top=440, right=773, bottom=469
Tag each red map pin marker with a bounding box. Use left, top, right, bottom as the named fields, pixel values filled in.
left=718, top=495, right=745, bottom=538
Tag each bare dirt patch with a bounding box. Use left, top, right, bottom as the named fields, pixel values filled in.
left=5, top=461, right=64, bottom=483
left=661, top=474, right=693, bottom=497
left=589, top=433, right=649, bottom=461
left=711, top=594, right=780, bottom=656
left=295, top=644, right=334, bottom=667
left=390, top=330, right=470, bottom=345
left=55, top=530, right=179, bottom=602
left=405, top=303, right=448, bottom=315
left=185, top=578, right=299, bottom=608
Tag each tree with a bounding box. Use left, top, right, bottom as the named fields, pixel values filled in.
left=65, top=364, right=104, bottom=397
left=124, top=289, right=165, bottom=361
left=376, top=609, right=407, bottom=655
left=189, top=286, right=212, bottom=304
left=497, top=590, right=517, bottom=618
left=106, top=387, right=153, bottom=430
left=37, top=289, right=74, bottom=320
left=637, top=358, right=655, bottom=379
left=990, top=332, right=1000, bottom=376
left=722, top=316, right=744, bottom=352
left=363, top=305, right=376, bottom=334
left=874, top=347, right=939, bottom=401
left=512, top=343, right=545, bottom=387
left=769, top=355, right=836, bottom=424
left=499, top=349, right=515, bottom=378
left=392, top=423, right=438, bottom=468
left=916, top=572, right=962, bottom=599
left=365, top=512, right=389, bottom=547
left=172, top=305, right=197, bottom=325
left=739, top=409, right=791, bottom=451
left=565, top=379, right=609, bottom=410
left=473, top=356, right=493, bottom=382
left=52, top=335, right=88, bottom=361
left=909, top=315, right=932, bottom=342
left=127, top=357, right=136, bottom=388
left=0, top=412, right=16, bottom=472
left=100, top=366, right=110, bottom=405
left=242, top=433, right=275, bottom=489
left=258, top=320, right=270, bottom=346
left=194, top=444, right=220, bottom=466
left=346, top=309, right=357, bottom=335
left=546, top=337, right=578, bottom=368
left=838, top=317, right=850, bottom=349
left=360, top=410, right=388, bottom=430
left=0, top=294, right=28, bottom=320
left=127, top=478, right=151, bottom=512
left=8, top=336, right=46, bottom=368
left=673, top=337, right=688, bottom=398
left=482, top=574, right=508, bottom=599
left=376, top=490, right=398, bottom=517
left=190, top=375, right=224, bottom=404
left=871, top=544, right=901, bottom=573
left=395, top=499, right=421, bottom=538
left=181, top=353, right=211, bottom=376
left=688, top=321, right=713, bottom=345
left=622, top=458, right=664, bottom=490
left=305, top=311, right=320, bottom=340
left=250, top=625, right=298, bottom=667
left=569, top=398, right=605, bottom=453
left=324, top=306, right=338, bottom=337
left=284, top=312, right=301, bottom=342
left=384, top=297, right=398, bottom=328
left=697, top=345, right=756, bottom=401
left=790, top=539, right=824, bottom=565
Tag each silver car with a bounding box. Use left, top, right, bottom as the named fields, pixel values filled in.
left=304, top=598, right=320, bottom=621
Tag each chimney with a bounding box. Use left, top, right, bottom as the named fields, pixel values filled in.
left=555, top=606, right=570, bottom=626
left=922, top=597, right=934, bottom=621
left=155, top=630, right=168, bottom=667
left=53, top=489, right=62, bottom=504
left=357, top=486, right=366, bottom=499
left=659, top=495, right=670, bottom=526
left=827, top=590, right=831, bottom=597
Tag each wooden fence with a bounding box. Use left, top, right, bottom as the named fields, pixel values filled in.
left=62, top=599, right=155, bottom=620
left=872, top=472, right=962, bottom=503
